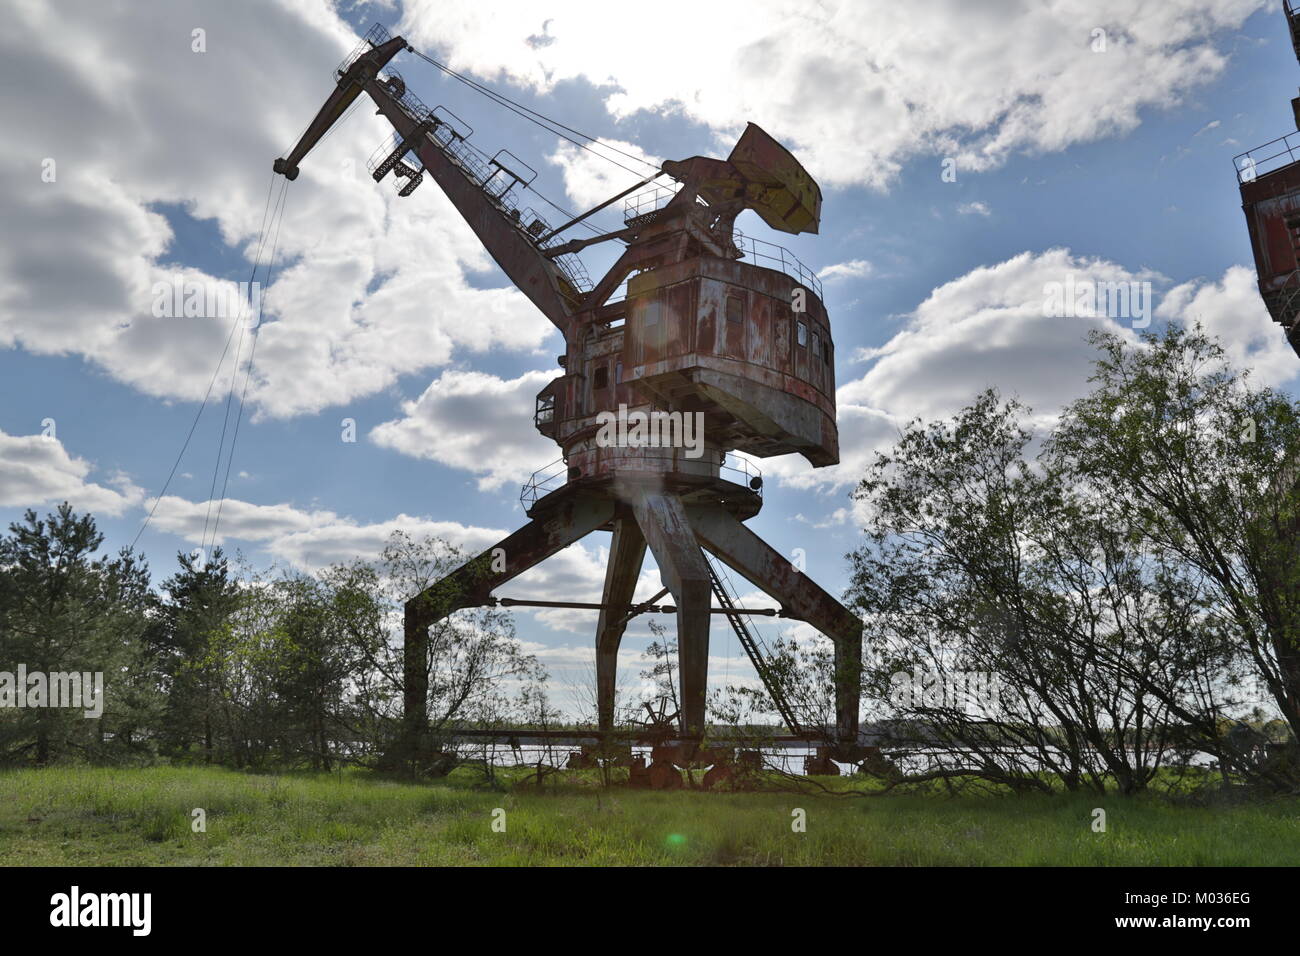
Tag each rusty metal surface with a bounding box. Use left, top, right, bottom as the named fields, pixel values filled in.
left=1237, top=9, right=1300, bottom=354
left=595, top=518, right=646, bottom=731
left=619, top=256, right=838, bottom=466
left=363, top=80, right=577, bottom=331
left=687, top=505, right=863, bottom=741
left=629, top=488, right=714, bottom=737
left=402, top=496, right=616, bottom=735
left=1241, top=164, right=1300, bottom=296
left=1240, top=163, right=1300, bottom=354
left=274, top=34, right=408, bottom=180
left=727, top=122, right=822, bottom=235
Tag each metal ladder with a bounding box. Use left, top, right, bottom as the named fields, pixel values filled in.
left=706, top=559, right=803, bottom=735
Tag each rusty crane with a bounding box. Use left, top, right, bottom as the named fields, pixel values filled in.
left=274, top=24, right=864, bottom=774
left=1237, top=2, right=1300, bottom=354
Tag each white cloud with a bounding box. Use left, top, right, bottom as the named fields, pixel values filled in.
left=794, top=507, right=852, bottom=529
left=548, top=139, right=662, bottom=210
left=764, top=248, right=1159, bottom=490
left=957, top=201, right=992, bottom=217
left=141, top=490, right=616, bottom=635
left=817, top=259, right=873, bottom=281
left=0, top=0, right=558, bottom=423
left=143, top=498, right=510, bottom=573
left=266, top=512, right=504, bottom=571
left=1157, top=264, right=1298, bottom=389
left=401, top=0, right=1265, bottom=189
left=370, top=368, right=559, bottom=490
left=144, top=495, right=341, bottom=545
left=765, top=250, right=1293, bottom=497
left=0, top=430, right=142, bottom=516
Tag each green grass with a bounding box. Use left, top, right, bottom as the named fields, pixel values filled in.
left=1, top=765, right=1297, bottom=865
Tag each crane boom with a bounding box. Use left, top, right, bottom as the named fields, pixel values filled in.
left=361, top=76, right=577, bottom=329
left=273, top=27, right=577, bottom=330
left=272, top=32, right=408, bottom=182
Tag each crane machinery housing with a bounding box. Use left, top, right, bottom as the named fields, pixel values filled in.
left=274, top=23, right=866, bottom=777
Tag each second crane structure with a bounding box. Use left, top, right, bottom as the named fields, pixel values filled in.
left=275, top=24, right=865, bottom=759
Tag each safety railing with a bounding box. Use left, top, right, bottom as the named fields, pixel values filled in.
left=1288, top=0, right=1300, bottom=61
left=500, top=208, right=589, bottom=295
left=388, top=78, right=435, bottom=126
left=1234, top=131, right=1300, bottom=185
left=1263, top=266, right=1300, bottom=328
left=731, top=231, right=823, bottom=300
left=379, top=69, right=406, bottom=99
left=549, top=251, right=592, bottom=293
left=486, top=150, right=538, bottom=192
left=520, top=451, right=762, bottom=510
left=624, top=184, right=681, bottom=225
left=365, top=131, right=406, bottom=176
left=338, top=23, right=391, bottom=78
left=519, top=207, right=552, bottom=241
left=520, top=459, right=568, bottom=509
left=377, top=73, right=594, bottom=293
left=720, top=452, right=764, bottom=492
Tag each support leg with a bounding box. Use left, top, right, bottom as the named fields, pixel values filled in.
left=687, top=505, right=863, bottom=745
left=629, top=489, right=713, bottom=737
left=402, top=497, right=616, bottom=754
left=595, top=518, right=646, bottom=733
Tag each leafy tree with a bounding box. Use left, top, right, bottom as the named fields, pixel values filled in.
left=334, top=532, right=548, bottom=771
left=1051, top=326, right=1300, bottom=785
left=847, top=391, right=1229, bottom=794
left=149, top=547, right=241, bottom=762
left=0, top=504, right=156, bottom=765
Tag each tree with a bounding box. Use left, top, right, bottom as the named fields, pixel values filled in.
left=0, top=504, right=156, bottom=765
left=265, top=573, right=375, bottom=770
left=1050, top=326, right=1300, bottom=786
left=337, top=531, right=548, bottom=772
left=149, top=548, right=241, bottom=762
left=847, top=391, right=1227, bottom=794
left=639, top=620, right=680, bottom=718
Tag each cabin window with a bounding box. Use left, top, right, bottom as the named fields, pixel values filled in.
left=726, top=294, right=744, bottom=324
left=535, top=394, right=555, bottom=426
left=812, top=331, right=820, bottom=361
left=796, top=320, right=808, bottom=348
left=822, top=339, right=831, bottom=366
left=614, top=362, right=623, bottom=384
left=593, top=366, right=609, bottom=389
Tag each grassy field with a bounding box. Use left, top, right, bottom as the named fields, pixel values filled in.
left=1, top=765, right=1298, bottom=866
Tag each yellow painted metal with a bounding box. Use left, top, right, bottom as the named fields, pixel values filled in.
left=727, top=123, right=822, bottom=235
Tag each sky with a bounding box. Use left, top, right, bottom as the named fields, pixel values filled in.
left=1, top=0, right=1298, bottom=716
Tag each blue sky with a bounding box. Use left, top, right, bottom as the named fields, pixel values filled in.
left=2, top=0, right=1297, bottom=714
